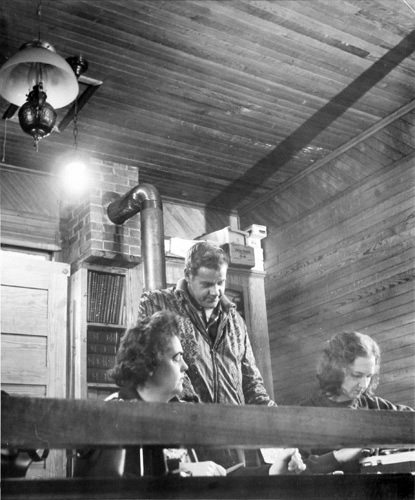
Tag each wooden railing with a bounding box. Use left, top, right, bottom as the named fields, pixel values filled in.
left=2, top=396, right=415, bottom=499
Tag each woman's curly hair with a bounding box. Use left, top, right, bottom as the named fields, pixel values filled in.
left=316, top=331, right=381, bottom=397
left=108, top=311, right=180, bottom=388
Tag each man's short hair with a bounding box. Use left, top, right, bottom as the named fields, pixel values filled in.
left=185, top=241, right=229, bottom=276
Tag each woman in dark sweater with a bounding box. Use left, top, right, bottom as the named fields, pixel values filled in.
left=75, top=310, right=226, bottom=477
left=300, top=331, right=413, bottom=474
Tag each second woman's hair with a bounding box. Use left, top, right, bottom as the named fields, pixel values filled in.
left=316, top=331, right=381, bottom=396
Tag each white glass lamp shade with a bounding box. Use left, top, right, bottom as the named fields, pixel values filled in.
left=0, top=41, right=79, bottom=109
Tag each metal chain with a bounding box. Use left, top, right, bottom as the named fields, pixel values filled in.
left=73, top=99, right=78, bottom=151
left=37, top=0, right=42, bottom=41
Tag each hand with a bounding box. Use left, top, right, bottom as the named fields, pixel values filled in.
left=287, top=448, right=307, bottom=474
left=268, top=448, right=306, bottom=475
left=180, top=461, right=227, bottom=477
left=333, top=448, right=362, bottom=464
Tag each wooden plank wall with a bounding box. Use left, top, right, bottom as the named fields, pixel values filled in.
left=249, top=111, right=415, bottom=407
left=163, top=198, right=239, bottom=239
left=0, top=166, right=62, bottom=250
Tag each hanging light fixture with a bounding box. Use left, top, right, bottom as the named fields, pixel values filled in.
left=0, top=40, right=79, bottom=151
left=0, top=1, right=79, bottom=150
left=0, top=40, right=79, bottom=109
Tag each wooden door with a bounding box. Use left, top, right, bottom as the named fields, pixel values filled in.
left=1, top=252, right=69, bottom=477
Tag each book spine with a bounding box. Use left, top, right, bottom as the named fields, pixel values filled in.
left=91, top=273, right=102, bottom=323
left=88, top=271, right=99, bottom=323
left=87, top=329, right=119, bottom=345
left=110, top=275, right=121, bottom=325
left=87, top=368, right=114, bottom=384
left=87, top=354, right=116, bottom=369
left=104, top=274, right=116, bottom=324
left=87, top=343, right=117, bottom=355
left=96, top=273, right=109, bottom=323
left=118, top=277, right=126, bottom=325
left=87, top=271, right=93, bottom=322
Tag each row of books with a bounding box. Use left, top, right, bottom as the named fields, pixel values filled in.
left=86, top=327, right=122, bottom=384
left=87, top=368, right=114, bottom=384
left=87, top=271, right=126, bottom=325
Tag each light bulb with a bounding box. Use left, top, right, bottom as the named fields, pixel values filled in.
left=61, top=155, right=90, bottom=196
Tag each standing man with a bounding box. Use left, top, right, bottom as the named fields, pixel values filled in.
left=138, top=241, right=276, bottom=407
left=138, top=242, right=305, bottom=474
left=138, top=241, right=280, bottom=470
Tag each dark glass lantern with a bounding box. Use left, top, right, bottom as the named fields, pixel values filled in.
left=18, top=83, right=57, bottom=150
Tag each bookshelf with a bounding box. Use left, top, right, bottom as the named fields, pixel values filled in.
left=69, top=263, right=142, bottom=400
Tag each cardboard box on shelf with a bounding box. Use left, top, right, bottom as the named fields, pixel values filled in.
left=220, top=243, right=255, bottom=268
left=246, top=236, right=262, bottom=249
left=243, top=224, right=267, bottom=240
left=198, top=226, right=247, bottom=246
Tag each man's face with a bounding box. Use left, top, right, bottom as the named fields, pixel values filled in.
left=186, top=265, right=228, bottom=309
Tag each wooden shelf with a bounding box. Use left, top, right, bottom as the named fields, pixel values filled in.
left=86, top=322, right=125, bottom=328
left=87, top=383, right=117, bottom=389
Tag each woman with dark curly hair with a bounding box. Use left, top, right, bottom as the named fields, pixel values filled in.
left=107, top=310, right=192, bottom=404
left=300, top=331, right=413, bottom=474
left=74, top=310, right=226, bottom=478
left=110, top=310, right=229, bottom=477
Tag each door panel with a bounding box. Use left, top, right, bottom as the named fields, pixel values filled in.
left=1, top=253, right=69, bottom=478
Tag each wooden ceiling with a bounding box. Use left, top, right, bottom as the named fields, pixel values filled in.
left=1, top=0, right=414, bottom=213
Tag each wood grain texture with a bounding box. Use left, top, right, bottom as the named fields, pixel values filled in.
left=3, top=475, right=414, bottom=500
left=2, top=396, right=414, bottom=449
left=1, top=1, right=414, bottom=210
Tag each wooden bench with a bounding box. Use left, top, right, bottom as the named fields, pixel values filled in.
left=2, top=396, right=415, bottom=499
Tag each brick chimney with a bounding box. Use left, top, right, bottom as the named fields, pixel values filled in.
left=63, top=159, right=141, bottom=268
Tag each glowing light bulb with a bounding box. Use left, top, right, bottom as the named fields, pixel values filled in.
left=61, top=156, right=90, bottom=196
